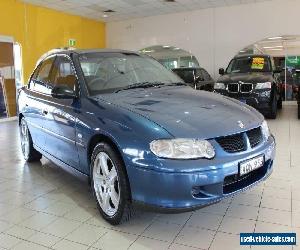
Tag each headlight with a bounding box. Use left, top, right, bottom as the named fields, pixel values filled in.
left=214, top=82, right=226, bottom=90
left=255, top=82, right=272, bottom=89
left=261, top=120, right=270, bottom=141
left=150, top=139, right=215, bottom=159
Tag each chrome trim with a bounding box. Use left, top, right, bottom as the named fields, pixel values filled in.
left=240, top=83, right=253, bottom=93
left=227, top=83, right=239, bottom=93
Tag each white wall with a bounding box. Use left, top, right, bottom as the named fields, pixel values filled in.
left=107, top=0, right=300, bottom=79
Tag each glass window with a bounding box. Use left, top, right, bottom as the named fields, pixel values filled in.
left=200, top=69, right=211, bottom=81
left=172, top=69, right=195, bottom=83
left=36, top=57, right=55, bottom=83
left=52, top=56, right=77, bottom=91
left=32, top=57, right=55, bottom=94
left=79, top=52, right=183, bottom=95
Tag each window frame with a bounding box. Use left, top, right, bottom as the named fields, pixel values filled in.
left=28, top=53, right=80, bottom=98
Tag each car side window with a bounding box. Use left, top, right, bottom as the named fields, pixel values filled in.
left=36, top=57, right=55, bottom=83
left=52, top=56, right=77, bottom=91
left=32, top=57, right=55, bottom=94
left=195, top=69, right=203, bottom=81
left=201, top=69, right=211, bottom=81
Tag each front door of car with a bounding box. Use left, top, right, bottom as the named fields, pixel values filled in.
left=41, top=55, right=80, bottom=170
left=24, top=56, right=56, bottom=151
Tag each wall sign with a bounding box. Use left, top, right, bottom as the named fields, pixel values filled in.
left=68, top=39, right=76, bottom=47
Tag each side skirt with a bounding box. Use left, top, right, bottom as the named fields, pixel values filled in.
left=34, top=144, right=89, bottom=183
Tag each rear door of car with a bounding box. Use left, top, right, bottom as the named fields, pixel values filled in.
left=40, top=54, right=80, bottom=170
left=23, top=56, right=56, bottom=151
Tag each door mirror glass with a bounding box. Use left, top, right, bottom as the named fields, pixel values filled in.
left=51, top=85, right=76, bottom=99
left=219, top=68, right=225, bottom=75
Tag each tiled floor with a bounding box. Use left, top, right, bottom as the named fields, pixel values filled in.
left=0, top=104, right=299, bottom=250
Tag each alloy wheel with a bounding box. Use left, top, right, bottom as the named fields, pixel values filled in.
left=93, top=152, right=120, bottom=217
left=20, top=120, right=30, bottom=159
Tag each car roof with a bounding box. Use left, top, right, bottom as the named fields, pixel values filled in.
left=36, top=48, right=141, bottom=66
left=234, top=54, right=271, bottom=59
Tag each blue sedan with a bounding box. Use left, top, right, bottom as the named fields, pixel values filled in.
left=18, top=49, right=275, bottom=224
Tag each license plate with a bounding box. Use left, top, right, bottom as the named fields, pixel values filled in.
left=239, top=155, right=264, bottom=176
left=240, top=99, right=247, bottom=104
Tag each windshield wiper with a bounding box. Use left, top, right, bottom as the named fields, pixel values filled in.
left=165, top=82, right=187, bottom=86
left=115, top=82, right=165, bottom=93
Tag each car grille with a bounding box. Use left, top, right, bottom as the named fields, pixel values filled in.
left=227, top=83, right=253, bottom=93
left=246, top=127, right=263, bottom=148
left=215, top=134, right=246, bottom=153
left=216, top=127, right=263, bottom=153
left=227, top=83, right=239, bottom=93
left=240, top=83, right=253, bottom=93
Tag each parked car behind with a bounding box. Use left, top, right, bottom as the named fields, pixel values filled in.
left=297, top=88, right=300, bottom=119
left=172, top=67, right=214, bottom=91
left=18, top=49, right=275, bottom=225
left=215, top=54, right=282, bottom=119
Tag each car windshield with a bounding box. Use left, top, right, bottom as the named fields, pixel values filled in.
left=79, top=52, right=183, bottom=95
left=173, top=69, right=195, bottom=83
left=226, top=56, right=271, bottom=73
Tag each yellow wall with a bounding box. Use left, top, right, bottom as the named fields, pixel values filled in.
left=0, top=0, right=106, bottom=82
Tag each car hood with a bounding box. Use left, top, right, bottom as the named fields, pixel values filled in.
left=218, top=72, right=273, bottom=84
left=92, top=86, right=263, bottom=139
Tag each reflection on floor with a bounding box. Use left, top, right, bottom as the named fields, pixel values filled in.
left=0, top=105, right=299, bottom=250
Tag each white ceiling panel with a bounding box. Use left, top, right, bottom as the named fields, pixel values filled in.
left=22, top=0, right=272, bottom=22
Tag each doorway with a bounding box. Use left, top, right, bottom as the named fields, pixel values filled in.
left=0, top=36, right=22, bottom=119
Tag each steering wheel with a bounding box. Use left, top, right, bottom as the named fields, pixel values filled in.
left=88, top=76, right=108, bottom=89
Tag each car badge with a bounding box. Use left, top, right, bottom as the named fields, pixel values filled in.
left=237, top=120, right=245, bottom=129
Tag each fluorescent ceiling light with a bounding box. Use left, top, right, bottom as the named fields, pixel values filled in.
left=267, top=36, right=283, bottom=40
left=103, top=14, right=108, bottom=18
left=263, top=45, right=283, bottom=49
left=163, top=45, right=171, bottom=48
left=142, top=50, right=154, bottom=53
left=173, top=47, right=180, bottom=50
left=239, top=50, right=246, bottom=53
left=265, top=48, right=283, bottom=51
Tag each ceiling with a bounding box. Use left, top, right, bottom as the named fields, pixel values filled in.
left=22, top=0, right=271, bottom=22
left=240, top=35, right=300, bottom=57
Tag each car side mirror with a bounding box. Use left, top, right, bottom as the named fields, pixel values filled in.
left=219, top=68, right=225, bottom=75
left=51, top=85, right=76, bottom=99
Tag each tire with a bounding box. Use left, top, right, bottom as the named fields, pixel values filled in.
left=20, top=118, right=42, bottom=162
left=90, top=142, right=134, bottom=225
left=266, top=96, right=277, bottom=119
left=277, top=96, right=282, bottom=110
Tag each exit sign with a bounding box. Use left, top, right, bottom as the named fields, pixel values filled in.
left=68, top=39, right=76, bottom=47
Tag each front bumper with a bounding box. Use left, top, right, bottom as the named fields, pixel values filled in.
left=214, top=89, right=272, bottom=114
left=126, top=135, right=275, bottom=212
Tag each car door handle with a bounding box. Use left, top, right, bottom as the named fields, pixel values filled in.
left=43, top=110, right=48, bottom=115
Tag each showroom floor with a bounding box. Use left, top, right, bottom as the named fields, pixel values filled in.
left=0, top=105, right=299, bottom=250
